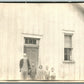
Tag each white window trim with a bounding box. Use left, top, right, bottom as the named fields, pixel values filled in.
left=21, top=33, right=43, bottom=56
left=62, top=30, right=75, bottom=64
left=63, top=60, right=75, bottom=64
left=22, top=33, right=43, bottom=39
left=62, top=29, right=75, bottom=35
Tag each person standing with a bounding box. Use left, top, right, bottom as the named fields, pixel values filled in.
left=36, top=65, right=45, bottom=80
left=30, top=62, right=36, bottom=80
left=45, top=66, right=50, bottom=80
left=50, top=67, right=56, bottom=80
left=19, top=53, right=31, bottom=80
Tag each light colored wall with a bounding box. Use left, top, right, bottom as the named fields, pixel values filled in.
left=0, top=3, right=84, bottom=80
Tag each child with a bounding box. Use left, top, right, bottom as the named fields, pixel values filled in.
left=30, top=62, right=36, bottom=80
left=36, top=65, right=45, bottom=80
left=45, top=66, right=50, bottom=80
left=50, top=67, right=56, bottom=80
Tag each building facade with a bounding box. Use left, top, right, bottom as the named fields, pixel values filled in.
left=0, top=3, right=84, bottom=80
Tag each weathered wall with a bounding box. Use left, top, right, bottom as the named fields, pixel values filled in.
left=0, top=3, right=84, bottom=80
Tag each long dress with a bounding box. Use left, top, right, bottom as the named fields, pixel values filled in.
left=21, top=58, right=28, bottom=80
left=36, top=69, right=45, bottom=80
left=50, top=71, right=56, bottom=80
left=45, top=70, right=50, bottom=80
left=30, top=67, right=36, bottom=80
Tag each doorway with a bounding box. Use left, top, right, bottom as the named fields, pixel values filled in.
left=24, top=37, right=39, bottom=79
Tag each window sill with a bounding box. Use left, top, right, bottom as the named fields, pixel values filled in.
left=63, top=60, right=75, bottom=64
left=24, top=44, right=39, bottom=47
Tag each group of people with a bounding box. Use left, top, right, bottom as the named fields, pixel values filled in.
left=36, top=65, right=56, bottom=80
left=19, top=53, right=56, bottom=80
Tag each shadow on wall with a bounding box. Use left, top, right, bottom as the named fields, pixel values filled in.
left=71, top=3, right=84, bottom=21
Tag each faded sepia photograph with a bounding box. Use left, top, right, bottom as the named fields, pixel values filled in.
left=0, top=3, right=84, bottom=81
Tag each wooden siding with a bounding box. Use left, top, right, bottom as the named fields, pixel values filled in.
left=0, top=3, right=84, bottom=80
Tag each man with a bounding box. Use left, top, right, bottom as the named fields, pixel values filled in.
left=19, top=53, right=31, bottom=80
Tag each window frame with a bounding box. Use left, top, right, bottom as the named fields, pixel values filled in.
left=21, top=33, right=42, bottom=57
left=24, top=37, right=37, bottom=44
left=62, top=30, right=75, bottom=63
left=64, top=34, right=73, bottom=61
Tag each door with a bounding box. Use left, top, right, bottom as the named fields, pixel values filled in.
left=24, top=46, right=38, bottom=78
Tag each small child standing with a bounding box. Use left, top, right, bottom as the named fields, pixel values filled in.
left=36, top=65, right=45, bottom=80
left=50, top=67, right=56, bottom=80
left=45, top=66, right=50, bottom=80
left=30, top=62, right=36, bottom=80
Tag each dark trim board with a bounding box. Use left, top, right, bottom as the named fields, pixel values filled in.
left=0, top=82, right=84, bottom=84
left=0, top=79, right=84, bottom=83
left=0, top=0, right=83, bottom=3
left=0, top=80, right=84, bottom=82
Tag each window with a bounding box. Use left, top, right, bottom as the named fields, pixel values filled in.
left=64, top=34, right=72, bottom=61
left=24, top=38, right=36, bottom=44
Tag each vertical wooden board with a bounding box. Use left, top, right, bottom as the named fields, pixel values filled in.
left=0, top=33, right=2, bottom=79
left=69, top=64, right=75, bottom=80
left=37, top=8, right=44, bottom=35
left=2, top=5, right=20, bottom=79
left=80, top=37, right=84, bottom=80
left=79, top=22, right=84, bottom=80
left=0, top=32, right=8, bottom=80
left=62, top=64, right=66, bottom=80
left=0, top=3, right=84, bottom=80
left=58, top=29, right=64, bottom=81
left=58, top=29, right=64, bottom=80
left=63, top=64, right=70, bottom=80
left=0, top=5, right=10, bottom=80
left=22, top=5, right=39, bottom=34
left=31, top=6, right=39, bottom=35
left=74, top=29, right=80, bottom=80
left=13, top=8, right=25, bottom=79
left=78, top=28, right=84, bottom=80
left=74, top=53, right=80, bottom=80
left=6, top=8, right=14, bottom=80
left=0, top=6, right=4, bottom=80
left=14, top=31, right=24, bottom=80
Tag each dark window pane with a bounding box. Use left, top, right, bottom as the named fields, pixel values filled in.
left=25, top=38, right=29, bottom=44
left=64, top=48, right=72, bottom=60
left=33, top=39, right=36, bottom=44
left=24, top=38, right=37, bottom=44
left=29, top=38, right=32, bottom=44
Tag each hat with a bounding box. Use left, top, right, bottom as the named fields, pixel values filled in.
left=23, top=53, right=26, bottom=57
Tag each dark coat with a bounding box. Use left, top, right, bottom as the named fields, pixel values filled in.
left=19, top=58, right=31, bottom=72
